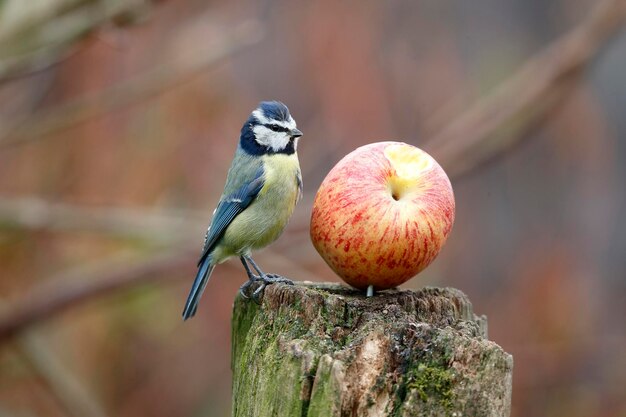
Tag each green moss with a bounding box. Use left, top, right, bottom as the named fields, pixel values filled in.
left=292, top=298, right=303, bottom=313
left=231, top=297, right=262, bottom=370
left=390, top=331, right=457, bottom=416
left=306, top=356, right=342, bottom=417
left=407, top=363, right=454, bottom=410
left=233, top=328, right=309, bottom=416
left=232, top=297, right=329, bottom=417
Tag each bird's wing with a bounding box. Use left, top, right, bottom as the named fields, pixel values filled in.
left=197, top=166, right=265, bottom=266
left=296, top=168, right=303, bottom=204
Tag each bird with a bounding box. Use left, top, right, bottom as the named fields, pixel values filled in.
left=182, top=101, right=303, bottom=320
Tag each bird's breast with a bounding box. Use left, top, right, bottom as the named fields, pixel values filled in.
left=217, top=153, right=301, bottom=257
left=257, top=153, right=301, bottom=222
left=259, top=153, right=300, bottom=199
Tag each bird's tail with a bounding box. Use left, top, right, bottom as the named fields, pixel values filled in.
left=182, top=256, right=215, bottom=320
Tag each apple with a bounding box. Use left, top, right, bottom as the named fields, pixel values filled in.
left=310, top=141, right=455, bottom=290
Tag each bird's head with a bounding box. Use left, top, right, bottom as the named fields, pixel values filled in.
left=240, top=101, right=303, bottom=155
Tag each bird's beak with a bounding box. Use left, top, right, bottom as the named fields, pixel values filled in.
left=290, top=128, right=303, bottom=138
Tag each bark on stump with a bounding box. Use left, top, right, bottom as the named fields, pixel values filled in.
left=231, top=282, right=513, bottom=417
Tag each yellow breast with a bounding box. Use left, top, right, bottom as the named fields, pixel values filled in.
left=260, top=153, right=301, bottom=200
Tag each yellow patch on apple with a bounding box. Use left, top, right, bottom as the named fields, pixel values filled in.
left=384, top=144, right=432, bottom=202
left=310, top=141, right=455, bottom=291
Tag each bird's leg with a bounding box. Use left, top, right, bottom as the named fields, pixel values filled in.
left=239, top=256, right=261, bottom=299
left=244, top=255, right=265, bottom=276
left=245, top=255, right=293, bottom=284
left=242, top=255, right=294, bottom=303
left=240, top=256, right=259, bottom=280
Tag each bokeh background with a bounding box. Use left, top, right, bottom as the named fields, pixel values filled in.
left=1, top=0, right=625, bottom=416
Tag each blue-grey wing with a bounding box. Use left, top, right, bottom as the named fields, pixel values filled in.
left=296, top=168, right=303, bottom=204
left=197, top=166, right=265, bottom=266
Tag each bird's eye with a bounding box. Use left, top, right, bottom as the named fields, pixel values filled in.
left=267, top=124, right=284, bottom=132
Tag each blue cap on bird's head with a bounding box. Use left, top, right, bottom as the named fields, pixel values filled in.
left=240, top=101, right=303, bottom=155
left=257, top=101, right=291, bottom=122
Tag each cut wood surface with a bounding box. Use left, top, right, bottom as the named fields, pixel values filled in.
left=231, top=282, right=513, bottom=417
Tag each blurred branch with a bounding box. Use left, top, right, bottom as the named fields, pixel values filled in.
left=0, top=195, right=314, bottom=242
left=16, top=330, right=108, bottom=417
left=0, top=20, right=264, bottom=147
left=0, top=244, right=320, bottom=341
left=0, top=0, right=154, bottom=80
left=0, top=248, right=196, bottom=340
left=424, top=0, right=626, bottom=179
left=0, top=196, right=204, bottom=244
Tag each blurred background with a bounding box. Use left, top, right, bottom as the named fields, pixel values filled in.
left=0, top=0, right=625, bottom=416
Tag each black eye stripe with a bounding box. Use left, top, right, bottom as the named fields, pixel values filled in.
left=264, top=123, right=289, bottom=133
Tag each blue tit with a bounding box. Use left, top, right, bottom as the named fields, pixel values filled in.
left=182, top=101, right=303, bottom=320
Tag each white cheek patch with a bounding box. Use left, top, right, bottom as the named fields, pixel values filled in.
left=253, top=125, right=290, bottom=151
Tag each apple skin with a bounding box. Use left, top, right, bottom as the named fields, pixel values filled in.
left=310, top=141, right=455, bottom=290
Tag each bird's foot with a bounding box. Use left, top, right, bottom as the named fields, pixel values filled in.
left=239, top=274, right=294, bottom=304
left=238, top=277, right=259, bottom=300
left=260, top=273, right=294, bottom=285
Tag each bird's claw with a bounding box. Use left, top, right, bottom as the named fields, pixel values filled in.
left=239, top=274, right=294, bottom=304
left=251, top=282, right=266, bottom=304
left=238, top=281, right=253, bottom=299
left=262, top=274, right=294, bottom=285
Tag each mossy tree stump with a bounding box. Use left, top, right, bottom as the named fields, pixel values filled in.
left=231, top=283, right=512, bottom=417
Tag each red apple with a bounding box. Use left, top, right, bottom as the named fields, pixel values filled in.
left=310, top=142, right=455, bottom=290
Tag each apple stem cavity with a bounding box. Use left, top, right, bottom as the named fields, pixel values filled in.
left=366, top=285, right=374, bottom=297
left=388, top=181, right=402, bottom=201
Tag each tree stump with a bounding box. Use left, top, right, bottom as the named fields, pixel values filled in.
left=231, top=282, right=513, bottom=417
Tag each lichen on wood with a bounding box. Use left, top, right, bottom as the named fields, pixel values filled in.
left=231, top=283, right=512, bottom=417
